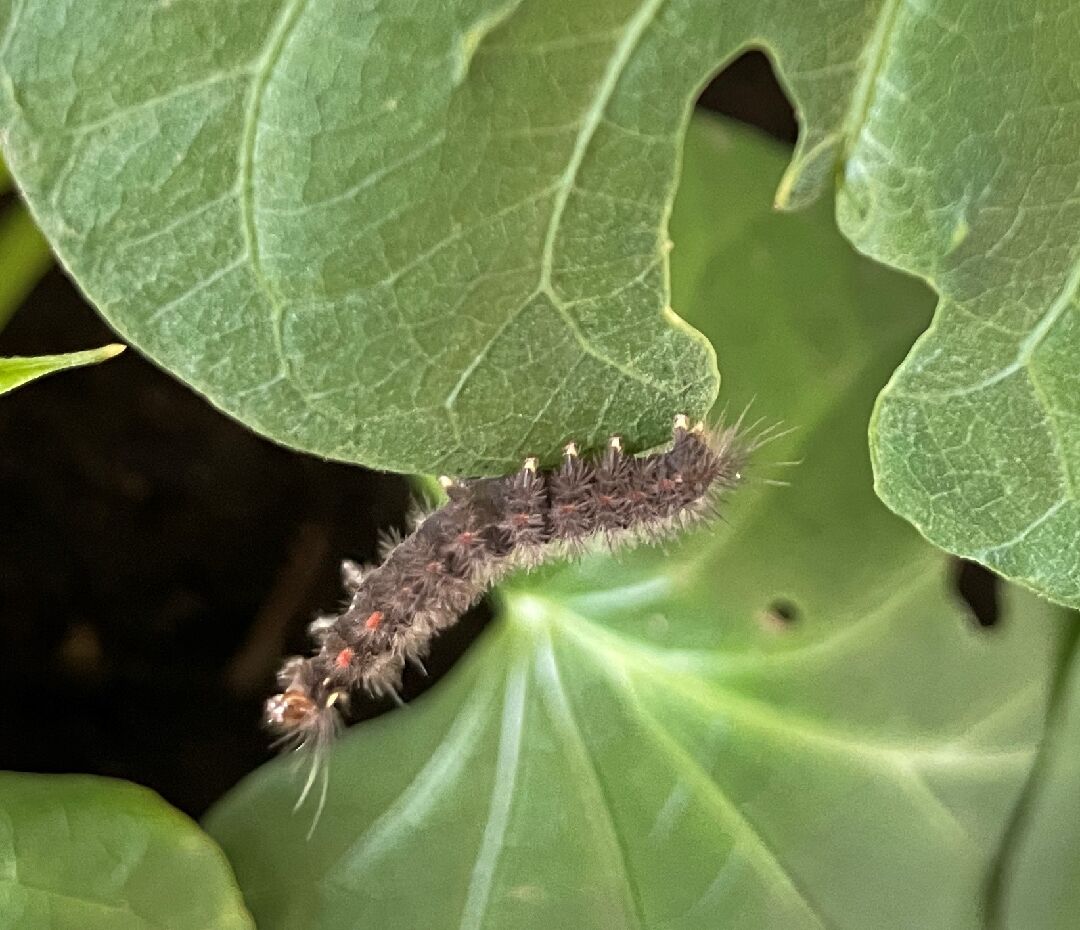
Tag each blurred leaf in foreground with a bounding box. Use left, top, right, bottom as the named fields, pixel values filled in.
left=0, top=773, right=253, bottom=930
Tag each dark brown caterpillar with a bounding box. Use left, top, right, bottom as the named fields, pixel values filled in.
left=267, top=414, right=753, bottom=764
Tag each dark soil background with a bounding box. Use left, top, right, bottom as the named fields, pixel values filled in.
left=0, top=55, right=989, bottom=819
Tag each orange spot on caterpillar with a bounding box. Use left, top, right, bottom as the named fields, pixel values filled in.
left=365, top=611, right=384, bottom=630
left=335, top=647, right=354, bottom=668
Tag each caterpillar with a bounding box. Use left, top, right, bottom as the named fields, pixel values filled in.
left=265, top=413, right=759, bottom=813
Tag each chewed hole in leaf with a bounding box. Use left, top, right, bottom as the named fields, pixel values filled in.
left=952, top=558, right=1002, bottom=629
left=696, top=49, right=797, bottom=145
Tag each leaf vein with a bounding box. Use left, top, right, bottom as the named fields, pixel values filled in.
left=536, top=630, right=647, bottom=929
left=459, top=651, right=528, bottom=930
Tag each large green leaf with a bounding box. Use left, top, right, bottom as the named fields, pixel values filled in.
left=0, top=344, right=125, bottom=396
left=0, top=773, right=253, bottom=930
left=6, top=3, right=1076, bottom=601
left=6, top=3, right=1076, bottom=602
left=205, top=118, right=1075, bottom=930
left=849, top=3, right=1080, bottom=607
left=0, top=2, right=936, bottom=467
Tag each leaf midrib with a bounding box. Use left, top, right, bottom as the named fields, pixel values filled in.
left=535, top=628, right=647, bottom=930
left=458, top=648, right=528, bottom=930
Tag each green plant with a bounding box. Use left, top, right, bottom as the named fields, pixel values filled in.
left=2, top=3, right=1078, bottom=928
left=0, top=774, right=251, bottom=928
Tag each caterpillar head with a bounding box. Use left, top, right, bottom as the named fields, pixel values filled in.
left=266, top=686, right=345, bottom=739
left=265, top=688, right=320, bottom=733
left=265, top=656, right=347, bottom=757
left=265, top=681, right=345, bottom=837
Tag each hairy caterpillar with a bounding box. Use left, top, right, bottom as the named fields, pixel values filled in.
left=266, top=414, right=761, bottom=815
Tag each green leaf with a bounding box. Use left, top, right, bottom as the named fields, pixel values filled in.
left=3, top=2, right=1077, bottom=593
left=0, top=0, right=979, bottom=472
left=989, top=630, right=1080, bottom=929
left=204, top=117, right=1075, bottom=930
left=0, top=344, right=125, bottom=396
left=0, top=773, right=254, bottom=930
left=0, top=201, right=53, bottom=331
left=846, top=3, right=1080, bottom=608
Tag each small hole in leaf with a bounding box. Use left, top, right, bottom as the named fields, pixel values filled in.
left=952, top=559, right=1001, bottom=628
left=759, top=599, right=800, bottom=632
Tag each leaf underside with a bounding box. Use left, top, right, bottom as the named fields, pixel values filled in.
left=3, top=0, right=1075, bottom=600
left=846, top=1, right=1080, bottom=608
left=204, top=119, right=1076, bottom=930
